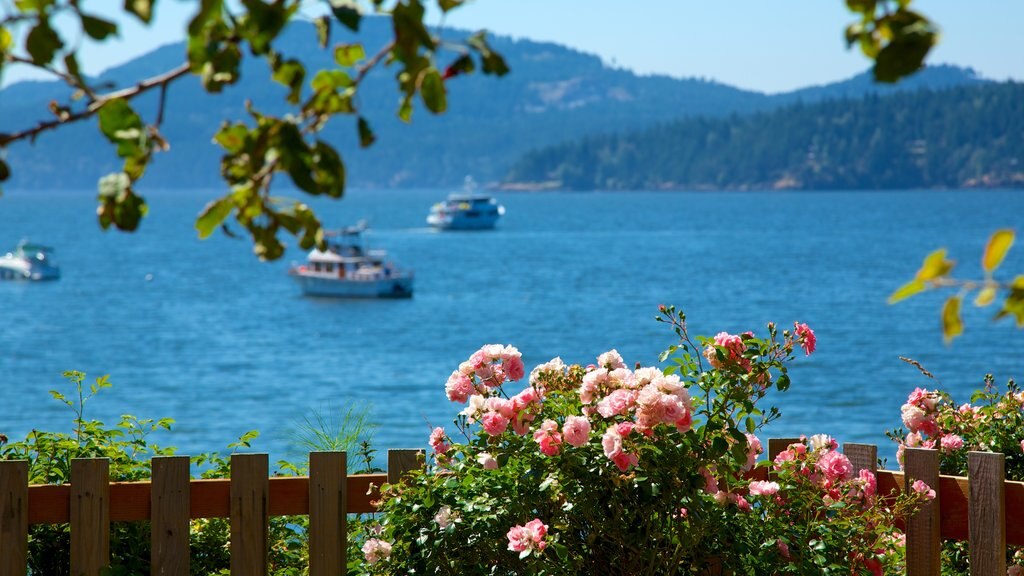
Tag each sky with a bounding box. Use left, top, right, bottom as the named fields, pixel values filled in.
left=4, top=0, right=1023, bottom=93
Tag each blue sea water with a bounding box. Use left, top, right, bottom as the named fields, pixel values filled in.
left=1, top=187, right=1022, bottom=466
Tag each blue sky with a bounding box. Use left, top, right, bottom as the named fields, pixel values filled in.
left=5, top=0, right=1023, bottom=93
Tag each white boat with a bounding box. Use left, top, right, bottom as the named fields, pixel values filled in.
left=427, top=178, right=505, bottom=230
left=288, top=223, right=413, bottom=298
left=0, top=239, right=60, bottom=281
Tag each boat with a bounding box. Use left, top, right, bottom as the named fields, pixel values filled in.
left=288, top=223, right=413, bottom=298
left=0, top=239, right=61, bottom=281
left=427, top=177, right=505, bottom=230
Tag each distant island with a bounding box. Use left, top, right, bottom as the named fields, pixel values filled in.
left=503, top=82, right=1024, bottom=191
left=0, top=17, right=1007, bottom=191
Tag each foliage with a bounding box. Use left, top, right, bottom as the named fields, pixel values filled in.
left=843, top=0, right=939, bottom=83
left=888, top=374, right=1024, bottom=574
left=349, top=307, right=926, bottom=575
left=0, top=370, right=375, bottom=575
left=0, top=1, right=507, bottom=259
left=889, top=228, right=1023, bottom=343
left=505, top=82, right=1024, bottom=192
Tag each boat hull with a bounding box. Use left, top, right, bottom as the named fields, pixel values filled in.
left=291, top=273, right=413, bottom=298
left=427, top=212, right=501, bottom=230
left=0, top=258, right=60, bottom=281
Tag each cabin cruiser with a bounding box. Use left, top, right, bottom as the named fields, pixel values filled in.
left=0, top=239, right=60, bottom=281
left=427, top=178, right=505, bottom=230
left=288, top=223, right=413, bottom=298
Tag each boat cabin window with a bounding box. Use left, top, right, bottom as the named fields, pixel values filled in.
left=313, top=262, right=322, bottom=272
left=325, top=263, right=334, bottom=273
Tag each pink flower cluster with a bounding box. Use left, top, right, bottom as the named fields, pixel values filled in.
left=794, top=322, right=816, bottom=356
left=507, top=518, right=548, bottom=554
left=602, top=421, right=640, bottom=472
left=771, top=436, right=877, bottom=508
left=911, top=479, right=936, bottom=500
left=445, top=344, right=526, bottom=403
left=703, top=332, right=751, bottom=372
left=581, top=355, right=694, bottom=436
left=428, top=427, right=450, bottom=455
left=533, top=419, right=562, bottom=456
left=900, top=388, right=940, bottom=437
left=361, top=538, right=392, bottom=565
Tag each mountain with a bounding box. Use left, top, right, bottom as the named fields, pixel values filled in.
left=0, top=18, right=988, bottom=190
left=505, top=82, right=1024, bottom=191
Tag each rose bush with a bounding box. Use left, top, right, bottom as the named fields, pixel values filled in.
left=889, top=375, right=1024, bottom=575
left=352, top=307, right=928, bottom=575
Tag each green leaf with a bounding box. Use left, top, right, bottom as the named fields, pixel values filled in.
left=888, top=279, right=925, bottom=303
left=124, top=0, right=154, bottom=23
left=982, top=229, right=1014, bottom=272
left=97, top=99, right=146, bottom=160
left=420, top=67, right=447, bottom=113
left=941, top=295, right=963, bottom=344
left=357, top=116, right=376, bottom=148
left=0, top=158, right=9, bottom=182
left=96, top=173, right=148, bottom=231
left=214, top=123, right=249, bottom=154
left=872, top=11, right=937, bottom=83
left=398, top=94, right=413, bottom=123
left=26, top=20, right=64, bottom=66
left=272, top=58, right=305, bottom=104
left=328, top=0, right=361, bottom=32
left=196, top=197, right=235, bottom=239
left=334, top=43, right=365, bottom=67
left=994, top=276, right=1024, bottom=327
left=467, top=31, right=509, bottom=76
left=81, top=14, right=118, bottom=40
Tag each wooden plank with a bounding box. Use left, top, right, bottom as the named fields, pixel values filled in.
left=904, top=448, right=940, bottom=576
left=0, top=460, right=28, bottom=576
left=766, top=438, right=801, bottom=463
left=842, top=443, right=877, bottom=474
left=152, top=456, right=190, bottom=576
left=388, top=450, right=424, bottom=485
left=968, top=452, right=1005, bottom=576
left=71, top=458, right=110, bottom=576
left=309, top=452, right=347, bottom=576
left=1006, top=478, right=1024, bottom=547
left=230, top=454, right=268, bottom=576
left=27, top=473, right=390, bottom=524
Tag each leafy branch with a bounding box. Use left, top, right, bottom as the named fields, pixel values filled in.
left=0, top=0, right=508, bottom=259
left=889, top=229, right=1023, bottom=343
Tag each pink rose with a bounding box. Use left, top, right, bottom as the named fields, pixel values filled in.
left=504, top=355, right=525, bottom=381
left=507, top=518, right=548, bottom=553
left=477, top=452, right=498, bottom=469
left=597, top=388, right=636, bottom=418
left=748, top=480, right=780, bottom=496
left=445, top=371, right=475, bottom=403
left=794, top=322, right=816, bottom=355
left=777, top=539, right=791, bottom=560
left=940, top=434, right=964, bottom=453
left=744, top=433, right=763, bottom=471
left=428, top=427, right=449, bottom=455
left=815, top=450, right=853, bottom=483
left=533, top=419, right=563, bottom=456
left=911, top=479, right=936, bottom=500
left=562, top=415, right=592, bottom=447
left=481, top=412, right=509, bottom=436
left=362, top=538, right=392, bottom=565
left=602, top=427, right=623, bottom=459
left=611, top=451, right=638, bottom=472
left=1007, top=565, right=1024, bottom=576
left=597, top=349, right=626, bottom=369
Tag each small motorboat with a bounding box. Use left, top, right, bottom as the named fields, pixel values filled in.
left=288, top=222, right=413, bottom=298
left=0, top=239, right=60, bottom=281
left=427, top=177, right=505, bottom=231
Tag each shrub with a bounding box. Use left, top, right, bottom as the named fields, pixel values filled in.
left=351, top=307, right=927, bottom=575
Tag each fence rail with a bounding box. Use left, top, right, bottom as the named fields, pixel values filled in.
left=2, top=442, right=1023, bottom=575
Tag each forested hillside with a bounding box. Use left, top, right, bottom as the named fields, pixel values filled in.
left=505, top=82, right=1024, bottom=190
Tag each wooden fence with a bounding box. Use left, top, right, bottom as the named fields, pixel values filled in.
left=1, top=442, right=1023, bottom=576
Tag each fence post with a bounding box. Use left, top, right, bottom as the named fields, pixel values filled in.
left=905, top=448, right=940, bottom=576
left=230, top=454, right=268, bottom=576
left=968, top=451, right=1005, bottom=576
left=842, top=443, right=877, bottom=475
left=309, top=451, right=347, bottom=576
left=71, top=458, right=110, bottom=576
left=0, top=460, right=28, bottom=576
left=152, top=456, right=191, bottom=576
left=388, top=449, right=424, bottom=485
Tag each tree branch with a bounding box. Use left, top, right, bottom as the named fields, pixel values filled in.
left=0, top=62, right=191, bottom=147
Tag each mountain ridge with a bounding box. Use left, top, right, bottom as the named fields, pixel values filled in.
left=0, top=19, right=987, bottom=190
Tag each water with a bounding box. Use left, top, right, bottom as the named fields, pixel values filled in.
left=2, top=188, right=1022, bottom=466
